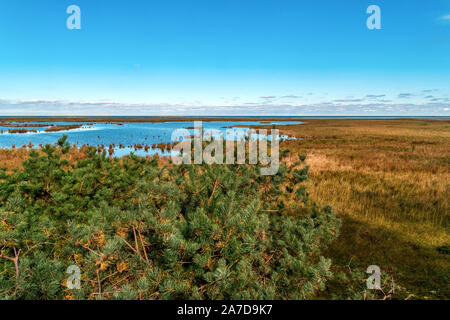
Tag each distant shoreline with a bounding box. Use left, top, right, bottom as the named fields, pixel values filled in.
left=0, top=116, right=449, bottom=123
left=0, top=116, right=304, bottom=123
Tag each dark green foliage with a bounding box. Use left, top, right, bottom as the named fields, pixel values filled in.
left=280, top=149, right=290, bottom=159
left=296, top=186, right=309, bottom=205
left=298, top=153, right=307, bottom=162
left=436, top=245, right=450, bottom=255
left=0, top=136, right=340, bottom=300
left=293, top=166, right=310, bottom=183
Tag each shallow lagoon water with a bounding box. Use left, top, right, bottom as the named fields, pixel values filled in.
left=0, top=121, right=301, bottom=157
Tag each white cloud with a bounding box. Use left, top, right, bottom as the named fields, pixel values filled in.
left=437, top=14, right=450, bottom=23
left=260, top=96, right=276, bottom=99
left=0, top=98, right=448, bottom=116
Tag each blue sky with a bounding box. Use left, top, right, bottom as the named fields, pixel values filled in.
left=0, top=0, right=449, bottom=116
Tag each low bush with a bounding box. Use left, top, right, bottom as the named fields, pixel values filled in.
left=0, top=136, right=340, bottom=299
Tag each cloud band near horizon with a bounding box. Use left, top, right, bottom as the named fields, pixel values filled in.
left=1, top=98, right=448, bottom=117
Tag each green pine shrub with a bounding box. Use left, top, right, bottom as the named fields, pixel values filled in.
left=0, top=136, right=340, bottom=299
left=298, top=153, right=307, bottom=162
left=293, top=166, right=310, bottom=183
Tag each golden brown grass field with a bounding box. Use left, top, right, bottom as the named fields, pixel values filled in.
left=278, top=118, right=450, bottom=299
left=1, top=118, right=449, bottom=299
